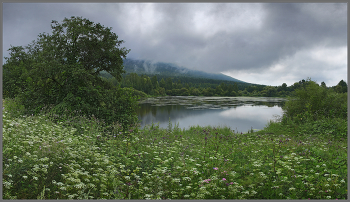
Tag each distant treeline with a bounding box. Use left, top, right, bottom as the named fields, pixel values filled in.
left=100, top=72, right=348, bottom=97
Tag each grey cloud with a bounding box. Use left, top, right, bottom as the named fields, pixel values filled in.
left=263, top=3, right=346, bottom=48
left=4, top=4, right=80, bottom=49
left=2, top=3, right=347, bottom=86
left=123, top=3, right=346, bottom=75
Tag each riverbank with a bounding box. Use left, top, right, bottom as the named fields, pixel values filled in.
left=2, top=98, right=347, bottom=199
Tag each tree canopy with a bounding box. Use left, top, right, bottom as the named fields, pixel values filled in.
left=3, top=16, right=138, bottom=130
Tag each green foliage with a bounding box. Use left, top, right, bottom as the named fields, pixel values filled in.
left=306, top=118, right=347, bottom=139
left=102, top=62, right=343, bottom=98
left=191, top=88, right=201, bottom=96
left=3, top=16, right=139, bottom=130
left=39, top=86, right=140, bottom=130
left=159, top=78, right=166, bottom=89
left=165, top=77, right=173, bottom=91
left=261, top=86, right=278, bottom=97
left=129, top=88, right=149, bottom=99
left=2, top=98, right=25, bottom=119
left=3, top=46, right=33, bottom=99
left=110, top=70, right=271, bottom=97
left=142, top=76, right=153, bottom=94
left=122, top=58, right=246, bottom=83
left=333, top=80, right=347, bottom=93
left=280, top=79, right=347, bottom=139
left=233, top=82, right=239, bottom=92
left=151, top=75, right=159, bottom=89
left=3, top=105, right=347, bottom=199
left=229, top=91, right=237, bottom=97
left=283, top=80, right=347, bottom=122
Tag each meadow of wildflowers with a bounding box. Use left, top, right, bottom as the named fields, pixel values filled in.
left=2, top=99, right=348, bottom=199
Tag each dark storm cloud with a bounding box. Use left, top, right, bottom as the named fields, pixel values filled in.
left=3, top=3, right=126, bottom=56
left=121, top=3, right=267, bottom=69
left=3, top=3, right=79, bottom=52
left=121, top=3, right=346, bottom=77
left=263, top=3, right=346, bottom=50
left=2, top=3, right=347, bottom=86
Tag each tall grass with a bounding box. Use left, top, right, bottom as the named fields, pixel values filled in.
left=2, top=98, right=347, bottom=199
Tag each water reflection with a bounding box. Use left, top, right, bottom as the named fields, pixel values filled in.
left=136, top=96, right=286, bottom=133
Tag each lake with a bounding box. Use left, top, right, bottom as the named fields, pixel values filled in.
left=136, top=96, right=286, bottom=133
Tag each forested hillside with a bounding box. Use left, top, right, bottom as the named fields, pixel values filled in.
left=122, top=58, right=246, bottom=83
left=100, top=70, right=347, bottom=98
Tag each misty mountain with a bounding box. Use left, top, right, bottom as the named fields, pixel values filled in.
left=122, top=58, right=247, bottom=83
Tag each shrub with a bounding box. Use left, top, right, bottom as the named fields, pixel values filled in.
left=281, top=79, right=347, bottom=139
left=282, top=80, right=347, bottom=123
left=2, top=98, right=25, bottom=119
left=42, top=86, right=140, bottom=131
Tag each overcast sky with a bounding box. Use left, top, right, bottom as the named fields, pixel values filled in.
left=3, top=3, right=347, bottom=86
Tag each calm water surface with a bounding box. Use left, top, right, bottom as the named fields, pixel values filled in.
left=136, top=96, right=286, bottom=133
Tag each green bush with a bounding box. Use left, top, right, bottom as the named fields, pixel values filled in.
left=282, top=80, right=347, bottom=123
left=280, top=79, right=347, bottom=139
left=42, top=86, right=140, bottom=131
left=2, top=98, right=25, bottom=119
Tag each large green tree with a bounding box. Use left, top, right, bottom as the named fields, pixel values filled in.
left=3, top=46, right=33, bottom=98
left=3, top=16, right=138, bottom=129
left=151, top=75, right=159, bottom=89
left=334, top=80, right=347, bottom=93
left=165, top=77, right=173, bottom=90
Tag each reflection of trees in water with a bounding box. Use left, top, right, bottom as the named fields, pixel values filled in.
left=139, top=96, right=286, bottom=106
left=251, top=101, right=285, bottom=107
left=137, top=104, right=187, bottom=117
left=137, top=97, right=285, bottom=120
left=136, top=97, right=286, bottom=130
left=138, top=101, right=284, bottom=113
left=137, top=104, right=212, bottom=124
left=137, top=101, right=285, bottom=123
